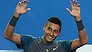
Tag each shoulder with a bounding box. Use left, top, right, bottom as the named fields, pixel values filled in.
left=57, top=40, right=72, bottom=50
left=16, top=34, right=39, bottom=49
left=20, top=34, right=38, bottom=43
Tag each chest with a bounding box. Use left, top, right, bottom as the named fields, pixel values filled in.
left=25, top=40, right=65, bottom=52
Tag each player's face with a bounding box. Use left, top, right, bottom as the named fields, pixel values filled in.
left=43, top=22, right=61, bottom=44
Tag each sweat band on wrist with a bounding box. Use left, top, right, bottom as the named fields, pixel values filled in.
left=9, top=15, right=19, bottom=27
left=76, top=20, right=84, bottom=31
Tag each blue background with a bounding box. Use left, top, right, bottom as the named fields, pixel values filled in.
left=0, top=0, right=92, bottom=50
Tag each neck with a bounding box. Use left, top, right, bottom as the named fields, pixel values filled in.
left=42, top=36, right=47, bottom=44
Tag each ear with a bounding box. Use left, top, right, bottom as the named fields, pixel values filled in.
left=43, top=24, right=46, bottom=31
left=59, top=30, right=61, bottom=33
left=58, top=30, right=61, bottom=36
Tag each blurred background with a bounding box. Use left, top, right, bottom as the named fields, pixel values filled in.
left=0, top=0, right=92, bottom=50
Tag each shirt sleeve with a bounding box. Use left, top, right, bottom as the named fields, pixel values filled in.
left=60, top=40, right=72, bottom=52
left=16, top=34, right=35, bottom=50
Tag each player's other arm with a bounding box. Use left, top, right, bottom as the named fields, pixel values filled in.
left=4, top=0, right=30, bottom=44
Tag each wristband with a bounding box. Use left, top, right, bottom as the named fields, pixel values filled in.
left=76, top=20, right=84, bottom=31
left=9, top=15, right=19, bottom=27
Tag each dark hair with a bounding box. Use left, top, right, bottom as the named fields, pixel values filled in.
left=47, top=16, right=62, bottom=30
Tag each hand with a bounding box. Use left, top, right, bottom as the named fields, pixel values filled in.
left=67, top=0, right=81, bottom=20
left=15, top=0, right=30, bottom=15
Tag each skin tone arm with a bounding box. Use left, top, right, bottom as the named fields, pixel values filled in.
left=66, top=0, right=88, bottom=49
left=4, top=0, right=30, bottom=44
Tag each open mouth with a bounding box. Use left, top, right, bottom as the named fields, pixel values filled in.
left=47, top=34, right=55, bottom=40
left=48, top=35, right=53, bottom=39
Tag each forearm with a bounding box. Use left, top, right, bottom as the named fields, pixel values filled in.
left=78, top=29, right=88, bottom=44
left=4, top=24, right=14, bottom=39
left=4, top=13, right=20, bottom=39
left=75, top=17, right=88, bottom=44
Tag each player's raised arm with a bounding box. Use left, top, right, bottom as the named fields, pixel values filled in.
left=4, top=0, right=30, bottom=44
left=66, top=0, right=88, bottom=50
